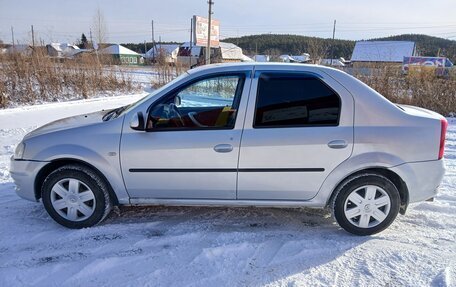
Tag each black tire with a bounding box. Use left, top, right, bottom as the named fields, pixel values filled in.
left=41, top=164, right=112, bottom=229
left=331, top=173, right=400, bottom=236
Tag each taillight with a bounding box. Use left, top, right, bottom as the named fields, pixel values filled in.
left=439, top=118, right=448, bottom=160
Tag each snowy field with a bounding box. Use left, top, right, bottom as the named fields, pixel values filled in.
left=0, top=95, right=455, bottom=287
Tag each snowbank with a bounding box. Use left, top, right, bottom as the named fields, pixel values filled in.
left=0, top=97, right=455, bottom=286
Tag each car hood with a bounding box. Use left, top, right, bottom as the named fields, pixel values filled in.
left=24, top=110, right=107, bottom=140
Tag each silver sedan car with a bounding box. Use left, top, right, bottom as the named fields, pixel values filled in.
left=10, top=63, right=447, bottom=235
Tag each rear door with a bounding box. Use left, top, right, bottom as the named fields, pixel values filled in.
left=237, top=67, right=354, bottom=200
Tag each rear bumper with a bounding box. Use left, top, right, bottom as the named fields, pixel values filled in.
left=389, top=159, right=445, bottom=203
left=9, top=157, right=49, bottom=202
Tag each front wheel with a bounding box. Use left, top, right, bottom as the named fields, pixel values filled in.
left=332, top=173, right=400, bottom=236
left=41, top=164, right=112, bottom=229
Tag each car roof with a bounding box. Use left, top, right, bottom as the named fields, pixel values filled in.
left=187, top=62, right=338, bottom=74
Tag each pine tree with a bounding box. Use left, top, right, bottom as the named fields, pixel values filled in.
left=79, top=33, right=88, bottom=49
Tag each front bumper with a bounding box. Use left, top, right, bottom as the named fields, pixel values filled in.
left=9, top=157, right=49, bottom=202
left=390, top=159, right=445, bottom=203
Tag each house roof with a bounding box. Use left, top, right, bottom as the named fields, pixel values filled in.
left=49, top=43, right=80, bottom=52
left=100, top=44, right=139, bottom=56
left=351, top=41, right=416, bottom=62
left=145, top=44, right=179, bottom=58
left=219, top=42, right=245, bottom=60
left=179, top=42, right=203, bottom=57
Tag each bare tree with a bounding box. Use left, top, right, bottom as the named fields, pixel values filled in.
left=306, top=38, right=329, bottom=64
left=264, top=48, right=281, bottom=62
left=93, top=8, right=108, bottom=47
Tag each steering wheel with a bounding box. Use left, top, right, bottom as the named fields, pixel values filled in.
left=188, top=112, right=208, bottom=127
left=168, top=103, right=185, bottom=127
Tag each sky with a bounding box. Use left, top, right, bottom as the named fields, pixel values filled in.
left=1, top=0, right=455, bottom=45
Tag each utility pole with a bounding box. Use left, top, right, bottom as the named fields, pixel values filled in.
left=11, top=26, right=15, bottom=47
left=144, top=40, right=147, bottom=55
left=331, top=20, right=336, bottom=65
left=89, top=29, right=93, bottom=48
left=206, top=0, right=214, bottom=65
left=31, top=25, right=35, bottom=48
left=151, top=20, right=155, bottom=63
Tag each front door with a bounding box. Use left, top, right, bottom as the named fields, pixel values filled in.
left=237, top=68, right=354, bottom=200
left=120, top=71, right=251, bottom=200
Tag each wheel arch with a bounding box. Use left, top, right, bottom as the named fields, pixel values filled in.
left=326, top=167, right=409, bottom=215
left=34, top=158, right=119, bottom=206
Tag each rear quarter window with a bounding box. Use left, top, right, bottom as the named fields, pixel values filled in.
left=254, top=73, right=341, bottom=128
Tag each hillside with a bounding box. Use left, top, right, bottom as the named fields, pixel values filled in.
left=223, top=34, right=354, bottom=60
left=222, top=34, right=456, bottom=62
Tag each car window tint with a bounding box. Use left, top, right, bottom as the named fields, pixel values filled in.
left=148, top=75, right=244, bottom=130
left=254, top=73, right=340, bottom=127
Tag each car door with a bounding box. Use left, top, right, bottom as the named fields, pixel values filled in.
left=237, top=67, right=354, bottom=200
left=120, top=70, right=252, bottom=200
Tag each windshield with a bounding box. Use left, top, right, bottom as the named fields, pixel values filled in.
left=118, top=72, right=191, bottom=117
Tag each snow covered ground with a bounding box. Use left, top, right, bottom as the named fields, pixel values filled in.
left=0, top=95, right=455, bottom=287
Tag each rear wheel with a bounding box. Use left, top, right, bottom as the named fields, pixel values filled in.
left=332, top=173, right=400, bottom=236
left=41, top=164, right=112, bottom=229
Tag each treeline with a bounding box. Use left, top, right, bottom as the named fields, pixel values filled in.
left=223, top=34, right=456, bottom=62
left=223, top=34, right=355, bottom=59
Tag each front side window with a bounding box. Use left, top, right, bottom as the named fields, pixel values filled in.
left=147, top=74, right=245, bottom=130
left=254, top=73, right=340, bottom=128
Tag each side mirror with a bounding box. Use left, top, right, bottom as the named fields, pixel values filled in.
left=174, top=95, right=181, bottom=106
left=130, top=112, right=145, bottom=131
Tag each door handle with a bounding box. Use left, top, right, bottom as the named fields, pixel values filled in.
left=328, top=140, right=348, bottom=149
left=214, top=144, right=233, bottom=153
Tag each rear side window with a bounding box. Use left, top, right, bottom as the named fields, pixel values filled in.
left=254, top=73, right=340, bottom=128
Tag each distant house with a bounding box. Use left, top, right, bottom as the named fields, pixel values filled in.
left=351, top=41, right=416, bottom=65
left=146, top=44, right=179, bottom=63
left=320, top=58, right=346, bottom=67
left=176, top=42, right=251, bottom=66
left=219, top=42, right=252, bottom=62
left=7, top=44, right=33, bottom=56
left=254, top=55, right=270, bottom=62
left=0, top=44, right=10, bottom=55
left=46, top=43, right=81, bottom=58
left=279, top=54, right=310, bottom=63
left=99, top=44, right=144, bottom=65
left=176, top=42, right=203, bottom=66
left=0, top=43, right=11, bottom=54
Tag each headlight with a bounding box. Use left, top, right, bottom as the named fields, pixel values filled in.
left=14, top=142, right=25, bottom=159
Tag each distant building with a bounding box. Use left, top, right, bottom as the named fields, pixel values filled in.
left=320, top=58, right=346, bottom=67
left=99, top=44, right=144, bottom=65
left=279, top=54, right=310, bottom=63
left=176, top=42, right=203, bottom=66
left=219, top=42, right=253, bottom=62
left=145, top=44, right=179, bottom=63
left=46, top=43, right=80, bottom=58
left=176, top=42, right=251, bottom=66
left=254, top=55, right=270, bottom=62
left=351, top=41, right=416, bottom=65
left=6, top=44, right=33, bottom=56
